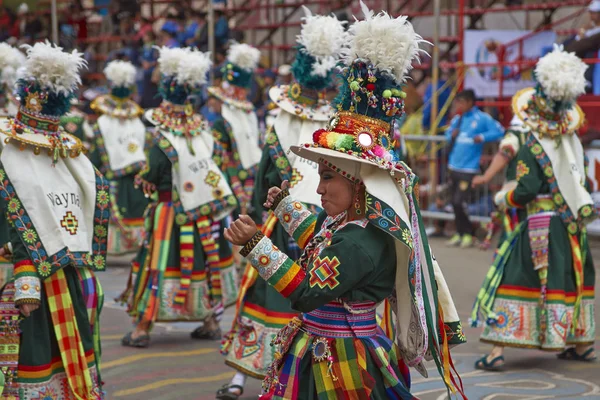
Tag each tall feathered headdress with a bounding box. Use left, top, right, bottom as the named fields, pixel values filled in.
left=535, top=44, right=587, bottom=106
left=222, top=43, right=261, bottom=89
left=16, top=41, right=86, bottom=116
left=291, top=7, right=349, bottom=90
left=176, top=50, right=212, bottom=87
left=0, top=44, right=26, bottom=88
left=104, top=60, right=137, bottom=89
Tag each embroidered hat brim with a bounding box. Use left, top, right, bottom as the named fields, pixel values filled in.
left=512, top=87, right=584, bottom=135
left=268, top=85, right=332, bottom=122
left=207, top=86, right=254, bottom=111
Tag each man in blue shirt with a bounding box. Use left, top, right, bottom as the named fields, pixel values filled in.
left=445, top=90, right=504, bottom=248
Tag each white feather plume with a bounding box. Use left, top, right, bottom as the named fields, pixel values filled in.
left=1, top=66, right=17, bottom=88
left=296, top=6, right=348, bottom=77
left=104, top=60, right=137, bottom=88
left=227, top=43, right=261, bottom=71
left=176, top=50, right=212, bottom=86
left=157, top=46, right=191, bottom=77
left=0, top=43, right=25, bottom=74
left=535, top=44, right=587, bottom=102
left=344, top=1, right=427, bottom=83
left=21, top=40, right=86, bottom=96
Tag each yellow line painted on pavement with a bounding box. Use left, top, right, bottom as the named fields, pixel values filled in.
left=101, top=334, right=124, bottom=340
left=103, top=348, right=215, bottom=370
left=113, top=371, right=234, bottom=397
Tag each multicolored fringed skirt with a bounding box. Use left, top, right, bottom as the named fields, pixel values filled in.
left=0, top=266, right=103, bottom=399
left=472, top=201, right=595, bottom=350
left=121, top=197, right=237, bottom=328
left=222, top=215, right=300, bottom=378
left=262, top=300, right=414, bottom=400
left=106, top=176, right=148, bottom=255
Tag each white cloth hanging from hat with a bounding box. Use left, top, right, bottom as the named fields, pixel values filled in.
left=0, top=137, right=97, bottom=256
left=221, top=104, right=262, bottom=169
left=96, top=114, right=147, bottom=173
left=160, top=129, right=234, bottom=222
left=273, top=111, right=322, bottom=208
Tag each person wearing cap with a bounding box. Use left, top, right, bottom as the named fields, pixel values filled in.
left=207, top=43, right=262, bottom=218
left=471, top=45, right=597, bottom=370
left=224, top=5, right=465, bottom=399
left=217, top=9, right=349, bottom=399
left=0, top=41, right=105, bottom=399
left=87, top=60, right=149, bottom=256
left=119, top=47, right=239, bottom=347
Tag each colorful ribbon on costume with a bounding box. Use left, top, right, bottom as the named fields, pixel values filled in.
left=569, top=233, right=584, bottom=334
left=220, top=212, right=278, bottom=355
left=46, top=268, right=100, bottom=400
left=173, top=223, right=194, bottom=309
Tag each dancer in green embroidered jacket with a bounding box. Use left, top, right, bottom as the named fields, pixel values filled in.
left=88, top=60, right=149, bottom=255
left=471, top=45, right=597, bottom=370
left=208, top=43, right=262, bottom=216
left=0, top=41, right=107, bottom=400
left=120, top=47, right=239, bottom=347
left=224, top=5, right=466, bottom=399
left=217, top=9, right=348, bottom=399
left=0, top=43, right=25, bottom=289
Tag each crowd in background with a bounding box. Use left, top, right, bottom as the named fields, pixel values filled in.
left=1, top=0, right=599, bottom=247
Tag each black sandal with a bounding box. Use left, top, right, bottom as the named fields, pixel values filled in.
left=216, top=383, right=244, bottom=400
left=557, top=347, right=597, bottom=362
left=474, top=354, right=505, bottom=371
left=190, top=326, right=222, bottom=340
left=121, top=331, right=150, bottom=348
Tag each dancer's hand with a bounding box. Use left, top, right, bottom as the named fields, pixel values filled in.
left=224, top=215, right=259, bottom=246
left=20, top=303, right=39, bottom=317
left=264, top=180, right=290, bottom=208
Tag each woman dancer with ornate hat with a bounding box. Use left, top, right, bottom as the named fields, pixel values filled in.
left=217, top=9, right=348, bottom=399
left=224, top=4, right=466, bottom=399
left=88, top=60, right=149, bottom=255
left=120, top=47, right=239, bottom=347
left=471, top=45, right=597, bottom=370
left=207, top=43, right=262, bottom=218
left=0, top=41, right=106, bottom=399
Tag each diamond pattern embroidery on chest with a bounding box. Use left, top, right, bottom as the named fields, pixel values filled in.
left=60, top=211, right=79, bottom=235
left=309, top=256, right=341, bottom=290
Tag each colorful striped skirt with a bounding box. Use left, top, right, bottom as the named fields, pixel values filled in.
left=473, top=211, right=596, bottom=350
left=262, top=301, right=414, bottom=400
left=122, top=200, right=237, bottom=328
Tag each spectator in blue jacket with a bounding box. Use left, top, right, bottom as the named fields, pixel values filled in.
left=445, top=89, right=504, bottom=248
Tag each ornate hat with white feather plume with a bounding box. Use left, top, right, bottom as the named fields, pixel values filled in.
left=1, top=41, right=88, bottom=159
left=291, top=1, right=428, bottom=168
left=91, top=59, right=143, bottom=118
left=513, top=44, right=587, bottom=138
left=208, top=42, right=261, bottom=110
left=146, top=48, right=212, bottom=134
left=269, top=7, right=349, bottom=121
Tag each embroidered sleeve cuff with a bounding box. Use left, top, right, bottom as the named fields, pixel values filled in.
left=271, top=189, right=290, bottom=212
left=274, top=194, right=316, bottom=248
left=14, top=275, right=41, bottom=305
left=247, top=235, right=306, bottom=298
left=505, top=190, right=521, bottom=208
left=240, top=231, right=265, bottom=257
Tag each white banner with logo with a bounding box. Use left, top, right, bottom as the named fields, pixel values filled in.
left=463, top=30, right=556, bottom=98
left=585, top=147, right=600, bottom=235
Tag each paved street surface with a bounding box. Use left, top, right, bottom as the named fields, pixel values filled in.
left=99, top=238, right=600, bottom=400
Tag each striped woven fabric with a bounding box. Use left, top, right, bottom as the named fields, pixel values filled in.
left=45, top=269, right=98, bottom=399
left=303, top=301, right=378, bottom=338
